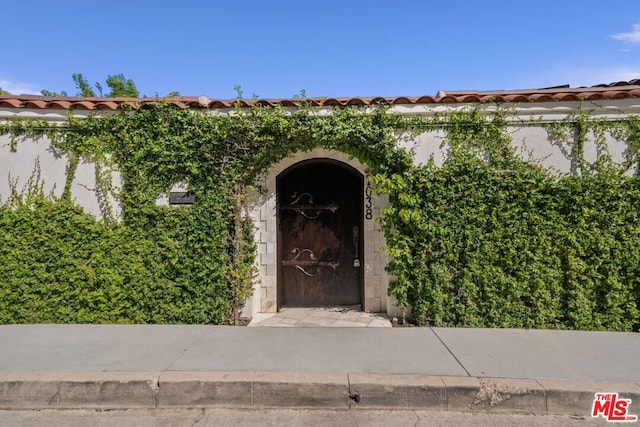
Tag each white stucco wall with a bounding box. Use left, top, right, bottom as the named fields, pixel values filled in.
left=0, top=109, right=119, bottom=219
left=0, top=133, right=115, bottom=218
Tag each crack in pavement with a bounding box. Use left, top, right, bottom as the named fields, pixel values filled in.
left=429, top=328, right=471, bottom=377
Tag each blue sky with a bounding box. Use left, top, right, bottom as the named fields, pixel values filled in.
left=1, top=1, right=640, bottom=99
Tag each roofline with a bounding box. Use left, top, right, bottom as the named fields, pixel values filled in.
left=1, top=80, right=640, bottom=111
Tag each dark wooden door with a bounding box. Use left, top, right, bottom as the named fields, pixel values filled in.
left=278, top=160, right=362, bottom=307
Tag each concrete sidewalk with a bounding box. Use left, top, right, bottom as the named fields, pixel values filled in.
left=0, top=325, right=638, bottom=417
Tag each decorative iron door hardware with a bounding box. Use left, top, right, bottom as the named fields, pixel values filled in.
left=280, top=192, right=339, bottom=219
left=281, top=248, right=339, bottom=276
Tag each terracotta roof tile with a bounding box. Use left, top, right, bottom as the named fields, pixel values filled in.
left=527, top=94, right=553, bottom=102
left=209, top=100, right=229, bottom=108
left=48, top=100, right=72, bottom=109
left=22, top=100, right=48, bottom=109
left=346, top=98, right=366, bottom=106
left=369, top=97, right=389, bottom=104
left=94, top=101, right=119, bottom=110
left=323, top=98, right=341, bottom=106
left=71, top=101, right=96, bottom=110
left=1, top=80, right=640, bottom=112
left=608, top=91, right=631, bottom=99
left=255, top=99, right=277, bottom=107
left=462, top=95, right=484, bottom=103
left=390, top=96, right=412, bottom=104
left=0, top=98, right=24, bottom=108
left=415, top=96, right=436, bottom=103
left=501, top=94, right=524, bottom=102
left=438, top=95, right=459, bottom=103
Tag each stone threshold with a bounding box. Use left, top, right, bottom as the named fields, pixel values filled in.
left=247, top=306, right=391, bottom=327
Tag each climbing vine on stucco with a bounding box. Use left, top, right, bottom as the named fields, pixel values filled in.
left=376, top=106, right=640, bottom=331
left=0, top=101, right=414, bottom=324
left=1, top=101, right=639, bottom=330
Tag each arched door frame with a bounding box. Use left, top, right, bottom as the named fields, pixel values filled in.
left=245, top=148, right=397, bottom=319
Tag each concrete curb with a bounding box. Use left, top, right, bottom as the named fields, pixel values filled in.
left=1, top=371, right=639, bottom=417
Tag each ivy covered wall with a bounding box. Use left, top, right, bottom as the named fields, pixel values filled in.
left=0, top=103, right=412, bottom=324
left=1, top=101, right=639, bottom=330
left=378, top=108, right=640, bottom=331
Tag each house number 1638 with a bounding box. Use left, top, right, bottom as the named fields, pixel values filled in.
left=365, top=181, right=373, bottom=220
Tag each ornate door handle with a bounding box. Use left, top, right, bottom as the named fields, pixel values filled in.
left=280, top=192, right=339, bottom=219
left=282, top=248, right=339, bottom=276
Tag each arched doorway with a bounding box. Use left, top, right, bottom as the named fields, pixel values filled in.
left=277, top=159, right=363, bottom=308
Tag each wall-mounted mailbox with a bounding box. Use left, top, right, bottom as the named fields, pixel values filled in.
left=169, top=192, right=195, bottom=205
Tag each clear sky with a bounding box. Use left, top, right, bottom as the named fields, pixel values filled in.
left=1, top=0, right=640, bottom=99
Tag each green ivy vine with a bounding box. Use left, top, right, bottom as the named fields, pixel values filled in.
left=0, top=101, right=413, bottom=324
left=1, top=100, right=639, bottom=331
left=376, top=106, right=640, bottom=331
